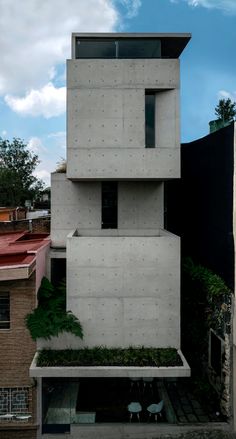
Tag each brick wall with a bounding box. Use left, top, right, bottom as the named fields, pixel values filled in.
left=0, top=217, right=50, bottom=234
left=0, top=427, right=37, bottom=439
left=0, top=273, right=37, bottom=433
left=0, top=273, right=37, bottom=387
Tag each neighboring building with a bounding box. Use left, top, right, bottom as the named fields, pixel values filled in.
left=166, top=122, right=236, bottom=429
left=0, top=207, right=26, bottom=222
left=0, top=231, right=50, bottom=439
left=30, top=33, right=192, bottom=438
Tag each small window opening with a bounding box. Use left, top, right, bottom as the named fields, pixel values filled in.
left=0, top=292, right=10, bottom=329
left=145, top=92, right=155, bottom=148
left=102, top=182, right=118, bottom=229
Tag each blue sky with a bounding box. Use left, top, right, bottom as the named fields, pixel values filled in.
left=0, top=0, right=235, bottom=186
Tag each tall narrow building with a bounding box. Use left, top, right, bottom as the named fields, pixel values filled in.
left=31, top=33, right=191, bottom=438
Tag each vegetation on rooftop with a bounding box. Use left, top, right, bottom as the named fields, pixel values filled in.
left=55, top=158, right=66, bottom=173
left=37, top=346, right=182, bottom=367
left=26, top=277, right=83, bottom=341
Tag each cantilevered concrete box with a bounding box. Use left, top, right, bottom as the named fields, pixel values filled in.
left=67, top=230, right=180, bottom=349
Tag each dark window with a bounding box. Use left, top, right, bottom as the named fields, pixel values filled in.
left=118, top=39, right=161, bottom=58
left=51, top=259, right=66, bottom=287
left=102, top=182, right=118, bottom=229
left=76, top=40, right=116, bottom=59
left=75, top=38, right=161, bottom=59
left=0, top=292, right=10, bottom=329
left=145, top=92, right=155, bottom=148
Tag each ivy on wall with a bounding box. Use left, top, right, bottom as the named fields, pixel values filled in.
left=183, top=257, right=232, bottom=337
left=25, top=277, right=83, bottom=340
left=182, top=257, right=233, bottom=417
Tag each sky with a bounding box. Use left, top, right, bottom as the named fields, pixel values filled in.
left=0, top=0, right=235, bottom=186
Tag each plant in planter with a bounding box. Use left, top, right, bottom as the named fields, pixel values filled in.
left=26, top=277, right=83, bottom=340
left=36, top=346, right=183, bottom=367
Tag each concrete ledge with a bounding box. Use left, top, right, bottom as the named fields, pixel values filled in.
left=29, top=350, right=190, bottom=378
left=67, top=147, right=180, bottom=180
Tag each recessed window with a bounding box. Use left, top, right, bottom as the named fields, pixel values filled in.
left=145, top=92, right=155, bottom=148
left=0, top=292, right=10, bottom=329
left=102, top=182, right=118, bottom=229
left=51, top=259, right=66, bottom=287
left=76, top=38, right=161, bottom=59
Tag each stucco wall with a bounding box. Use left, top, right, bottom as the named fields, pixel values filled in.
left=66, top=233, right=180, bottom=348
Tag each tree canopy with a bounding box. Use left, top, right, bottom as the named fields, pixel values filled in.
left=0, top=137, right=44, bottom=207
left=215, top=98, right=236, bottom=122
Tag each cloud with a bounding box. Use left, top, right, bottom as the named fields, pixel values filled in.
left=172, top=0, right=236, bottom=13
left=0, top=0, right=142, bottom=97
left=48, top=131, right=66, bottom=150
left=118, top=0, right=142, bottom=17
left=218, top=90, right=236, bottom=101
left=28, top=137, right=47, bottom=154
left=1, top=0, right=142, bottom=118
left=5, top=83, right=66, bottom=118
left=34, top=169, right=51, bottom=186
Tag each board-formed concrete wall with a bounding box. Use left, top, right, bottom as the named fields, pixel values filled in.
left=67, top=232, right=180, bottom=348
left=51, top=173, right=164, bottom=247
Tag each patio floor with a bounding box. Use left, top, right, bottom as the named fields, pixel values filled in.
left=43, top=377, right=226, bottom=426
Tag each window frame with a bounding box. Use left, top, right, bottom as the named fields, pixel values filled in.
left=75, top=38, right=161, bottom=59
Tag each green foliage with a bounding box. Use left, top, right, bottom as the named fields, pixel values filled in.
left=37, top=346, right=182, bottom=367
left=0, top=137, right=44, bottom=206
left=25, top=277, right=83, bottom=341
left=215, top=98, right=236, bottom=122
left=183, top=257, right=231, bottom=301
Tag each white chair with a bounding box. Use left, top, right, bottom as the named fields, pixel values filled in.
left=147, top=400, right=164, bottom=422
left=127, top=402, right=142, bottom=422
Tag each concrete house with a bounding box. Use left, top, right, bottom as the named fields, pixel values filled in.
left=30, top=33, right=192, bottom=438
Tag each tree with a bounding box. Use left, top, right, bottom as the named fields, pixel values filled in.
left=215, top=98, right=236, bottom=122
left=0, top=137, right=44, bottom=206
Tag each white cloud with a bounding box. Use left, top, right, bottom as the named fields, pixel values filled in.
left=5, top=83, right=66, bottom=118
left=218, top=90, right=236, bottom=101
left=0, top=0, right=119, bottom=96
left=118, top=0, right=142, bottom=17
left=0, top=0, right=142, bottom=98
left=28, top=137, right=47, bottom=154
left=34, top=169, right=51, bottom=187
left=1, top=0, right=142, bottom=118
left=1, top=130, right=7, bottom=137
left=172, top=0, right=236, bottom=13
left=48, top=131, right=66, bottom=150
